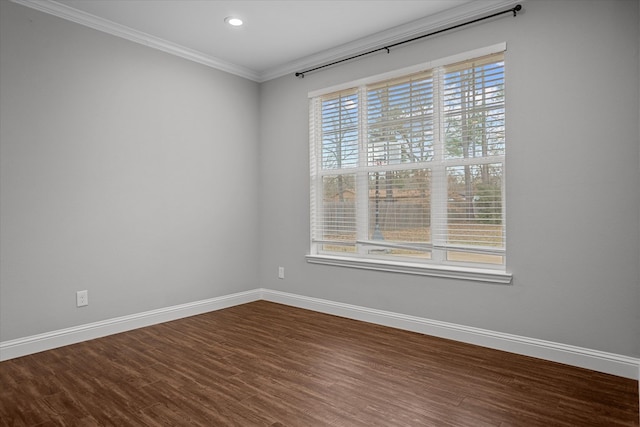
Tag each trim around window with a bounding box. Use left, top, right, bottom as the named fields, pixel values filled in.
left=306, top=254, right=512, bottom=284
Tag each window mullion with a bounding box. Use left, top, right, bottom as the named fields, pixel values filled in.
left=431, top=67, right=447, bottom=263
left=309, top=97, right=322, bottom=252
left=356, top=86, right=369, bottom=255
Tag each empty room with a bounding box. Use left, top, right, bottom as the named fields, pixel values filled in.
left=1, top=0, right=639, bottom=425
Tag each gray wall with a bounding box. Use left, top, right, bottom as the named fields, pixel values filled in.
left=1, top=0, right=639, bottom=360
left=0, top=1, right=260, bottom=341
left=258, top=0, right=640, bottom=357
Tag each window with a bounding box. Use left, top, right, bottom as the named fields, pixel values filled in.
left=308, top=44, right=511, bottom=283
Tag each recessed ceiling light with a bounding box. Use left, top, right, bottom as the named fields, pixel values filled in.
left=224, top=16, right=243, bottom=27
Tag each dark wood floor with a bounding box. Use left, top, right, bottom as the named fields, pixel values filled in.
left=1, top=301, right=638, bottom=426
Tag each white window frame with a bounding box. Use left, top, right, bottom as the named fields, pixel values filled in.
left=307, top=44, right=512, bottom=284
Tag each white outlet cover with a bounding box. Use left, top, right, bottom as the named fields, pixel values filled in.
left=76, top=290, right=88, bottom=307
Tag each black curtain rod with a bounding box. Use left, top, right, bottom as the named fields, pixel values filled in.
left=295, top=4, right=522, bottom=78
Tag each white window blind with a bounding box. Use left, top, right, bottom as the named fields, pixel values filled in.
left=309, top=47, right=507, bottom=274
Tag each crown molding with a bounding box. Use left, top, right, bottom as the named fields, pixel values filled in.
left=10, top=0, right=262, bottom=82
left=11, top=0, right=523, bottom=83
left=260, top=0, right=524, bottom=82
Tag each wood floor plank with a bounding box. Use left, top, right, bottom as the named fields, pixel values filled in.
left=1, top=300, right=637, bottom=426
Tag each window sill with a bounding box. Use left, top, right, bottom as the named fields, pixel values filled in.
left=305, top=255, right=512, bottom=284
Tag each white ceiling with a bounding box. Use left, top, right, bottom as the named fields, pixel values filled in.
left=13, top=0, right=520, bottom=82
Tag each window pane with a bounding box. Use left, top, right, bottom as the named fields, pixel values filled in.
left=367, top=169, right=431, bottom=258
left=367, top=73, right=434, bottom=166
left=321, top=92, right=359, bottom=170
left=320, top=174, right=356, bottom=248
left=445, top=163, right=504, bottom=249
left=447, top=251, right=503, bottom=265
left=443, top=58, right=505, bottom=160
left=321, top=243, right=357, bottom=254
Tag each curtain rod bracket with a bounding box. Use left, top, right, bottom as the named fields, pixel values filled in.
left=513, top=4, right=522, bottom=16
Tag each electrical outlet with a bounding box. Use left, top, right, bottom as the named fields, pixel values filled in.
left=278, top=266, right=285, bottom=279
left=76, top=290, right=88, bottom=307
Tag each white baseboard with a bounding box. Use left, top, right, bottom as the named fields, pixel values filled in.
left=260, top=289, right=640, bottom=380
left=0, top=289, right=262, bottom=361
left=2, top=287, right=638, bottom=380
